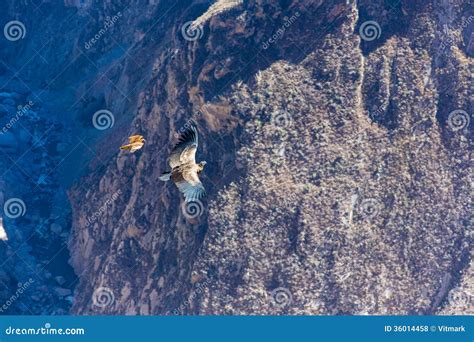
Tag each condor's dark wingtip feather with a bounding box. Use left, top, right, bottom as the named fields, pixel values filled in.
left=176, top=125, right=198, bottom=146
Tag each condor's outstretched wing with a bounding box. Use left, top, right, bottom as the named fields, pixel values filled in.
left=169, top=126, right=198, bottom=168
left=173, top=167, right=206, bottom=202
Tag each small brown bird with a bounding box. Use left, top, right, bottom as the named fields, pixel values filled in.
left=159, top=125, right=206, bottom=202
left=120, top=135, right=146, bottom=153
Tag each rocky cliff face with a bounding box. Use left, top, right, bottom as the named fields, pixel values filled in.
left=1, top=0, right=472, bottom=315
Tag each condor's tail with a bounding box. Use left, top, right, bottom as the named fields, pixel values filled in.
left=159, top=172, right=171, bottom=181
